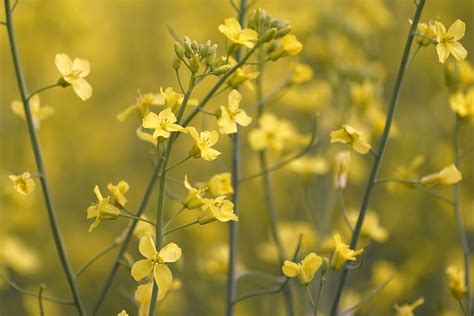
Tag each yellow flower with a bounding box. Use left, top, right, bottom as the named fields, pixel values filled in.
left=182, top=175, right=206, bottom=210
left=86, top=185, right=121, bottom=232
left=330, top=233, right=363, bottom=270
left=334, top=151, right=351, bottom=189
left=131, top=236, right=181, bottom=298
left=445, top=265, right=466, bottom=300
left=226, top=57, right=260, bottom=90
left=394, top=297, right=424, bottom=316
left=117, top=310, right=128, bottom=316
left=157, top=87, right=198, bottom=113
left=9, top=172, right=35, bottom=196
left=134, top=280, right=181, bottom=315
left=387, top=155, right=425, bottom=192
left=435, top=20, right=468, bottom=63
left=187, top=127, right=221, bottom=161
left=289, top=63, right=314, bottom=85
left=136, top=127, right=158, bottom=146
left=11, top=95, right=54, bottom=130
left=350, top=80, right=378, bottom=109
left=218, top=17, right=258, bottom=48
left=269, top=35, right=303, bottom=61
left=330, top=125, right=371, bottom=155
left=449, top=87, right=474, bottom=119
left=412, top=20, right=437, bottom=46
left=206, top=173, right=234, bottom=196
left=117, top=91, right=162, bottom=122
left=282, top=252, right=322, bottom=285
left=288, top=156, right=329, bottom=177
left=198, top=196, right=238, bottom=224
left=348, top=209, right=389, bottom=243
left=55, top=53, right=92, bottom=101
left=142, top=108, right=186, bottom=141
left=217, top=89, right=252, bottom=134
left=420, top=164, right=462, bottom=186
left=107, top=180, right=129, bottom=207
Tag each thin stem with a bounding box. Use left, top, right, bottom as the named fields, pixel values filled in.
left=313, top=273, right=326, bottom=316
left=329, top=2, right=425, bottom=315
left=38, top=284, right=45, bottom=316
left=375, top=177, right=419, bottom=184
left=237, top=270, right=284, bottom=283
left=4, top=1, right=85, bottom=314
left=306, top=286, right=316, bottom=308
left=27, top=83, right=59, bottom=101
left=92, top=161, right=162, bottom=315
left=119, top=213, right=157, bottom=226
left=0, top=274, right=73, bottom=305
left=175, top=69, right=185, bottom=94
left=165, top=155, right=191, bottom=172
left=163, top=206, right=186, bottom=230
left=75, top=242, right=118, bottom=278
left=163, top=219, right=199, bottom=236
left=453, top=115, right=472, bottom=316
left=338, top=188, right=354, bottom=232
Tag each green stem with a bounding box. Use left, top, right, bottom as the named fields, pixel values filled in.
left=338, top=188, right=354, bottom=232
left=27, top=83, right=59, bottom=101
left=329, top=1, right=425, bottom=314
left=75, top=242, right=118, bottom=278
left=3, top=1, right=86, bottom=314
left=38, top=284, right=45, bottom=316
left=163, top=219, right=199, bottom=236
left=119, top=213, right=157, bottom=226
left=306, top=286, right=316, bottom=308
left=165, top=155, right=191, bottom=172
left=163, top=206, right=186, bottom=230
left=453, top=115, right=472, bottom=316
left=374, top=178, right=419, bottom=184
left=313, top=274, right=326, bottom=316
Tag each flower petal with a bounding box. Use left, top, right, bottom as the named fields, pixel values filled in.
left=139, top=236, right=157, bottom=259
left=72, top=79, right=93, bottom=101
left=159, top=243, right=182, bottom=263
left=72, top=58, right=90, bottom=77
left=153, top=264, right=173, bottom=297
left=131, top=259, right=154, bottom=281
left=55, top=53, right=72, bottom=76
left=282, top=261, right=300, bottom=277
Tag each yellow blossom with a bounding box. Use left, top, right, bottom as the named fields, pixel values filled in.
left=350, top=80, right=379, bottom=109
left=394, top=297, right=424, bottom=316
left=9, top=172, right=35, bottom=196
left=11, top=95, right=54, bottom=130
left=136, top=127, right=158, bottom=146
left=218, top=17, right=258, bottom=48
left=55, top=53, right=92, bottom=100
left=435, top=20, right=468, bottom=63
left=217, top=89, right=252, bottom=134
left=330, top=125, right=371, bottom=155
left=187, top=127, right=221, bottom=161
left=117, top=91, right=162, bottom=122
left=182, top=175, right=206, bottom=210
left=226, top=57, right=260, bottom=90
left=445, top=265, right=466, bottom=300
left=131, top=236, right=181, bottom=298
left=330, top=233, right=363, bottom=270
left=289, top=63, right=314, bottom=85
left=107, top=180, right=129, bottom=207
left=269, top=34, right=303, bottom=61
left=288, top=156, right=329, bottom=177
left=412, top=20, right=437, bottom=46
left=334, top=151, right=351, bottom=189
left=449, top=87, right=474, bottom=119
left=348, top=209, right=389, bottom=243
left=142, top=108, right=186, bottom=140
left=117, top=310, right=128, bottom=316
left=198, top=196, right=238, bottom=224
left=282, top=252, right=322, bottom=285
left=420, top=164, right=462, bottom=186
left=156, top=87, right=198, bottom=113
left=206, top=173, right=234, bottom=196
left=134, top=280, right=181, bottom=316
left=86, top=185, right=121, bottom=232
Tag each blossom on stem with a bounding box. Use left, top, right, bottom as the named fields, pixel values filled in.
left=11, top=95, right=54, bottom=130
left=86, top=185, right=121, bottom=232
left=218, top=18, right=258, bottom=48
left=282, top=252, right=323, bottom=285
left=142, top=108, right=186, bottom=141
left=216, top=89, right=252, bottom=134
left=434, top=20, right=468, bottom=64
left=420, top=164, right=462, bottom=186
left=9, top=172, right=35, bottom=196
left=187, top=127, right=221, bottom=161
left=330, top=233, right=363, bottom=270
left=198, top=196, right=238, bottom=224
left=330, top=125, right=371, bottom=155
left=55, top=53, right=92, bottom=100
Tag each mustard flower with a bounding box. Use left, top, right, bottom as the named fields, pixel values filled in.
left=136, top=127, right=158, bottom=146
left=412, top=20, right=437, bottom=46
left=334, top=151, right=351, bottom=189
left=86, top=185, right=121, bottom=232
left=217, top=89, right=252, bottom=134
left=330, top=233, right=363, bottom=270
left=206, top=173, right=234, bottom=196
left=117, top=91, right=162, bottom=122
left=330, top=125, right=371, bottom=155
left=420, top=164, right=462, bottom=186
left=218, top=17, right=258, bottom=48
left=394, top=297, right=424, bottom=316
left=226, top=57, right=260, bottom=90
left=9, top=172, right=35, bottom=196
left=155, top=87, right=198, bottom=113
left=142, top=108, right=186, bottom=141
left=269, top=34, right=303, bottom=61
left=350, top=80, right=378, bottom=109
left=449, top=87, right=474, bottom=119
left=107, top=180, right=129, bottom=207
left=445, top=265, right=466, bottom=300
left=198, top=196, right=238, bottom=224
left=11, top=95, right=54, bottom=130
left=282, top=252, right=323, bottom=285
left=131, top=236, right=182, bottom=298
left=55, top=53, right=92, bottom=101
left=289, top=63, right=314, bottom=85
left=435, top=20, right=468, bottom=63
left=182, top=175, right=206, bottom=210
left=187, top=127, right=221, bottom=161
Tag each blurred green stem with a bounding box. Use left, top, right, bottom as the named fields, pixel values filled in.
left=453, top=115, right=472, bottom=316
left=75, top=242, right=118, bottom=278
left=3, top=1, right=86, bottom=314
left=38, top=285, right=45, bottom=316
left=163, top=219, right=199, bottom=236
left=27, top=83, right=60, bottom=101
left=329, top=1, right=425, bottom=314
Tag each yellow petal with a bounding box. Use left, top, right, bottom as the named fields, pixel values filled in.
left=72, top=78, right=92, bottom=101
left=72, top=58, right=90, bottom=77
left=449, top=42, right=468, bottom=61
left=131, top=259, right=154, bottom=281
left=158, top=243, right=182, bottom=263
left=55, top=53, right=72, bottom=76
left=282, top=261, right=300, bottom=277
left=142, top=112, right=160, bottom=129
left=447, top=19, right=465, bottom=41
left=153, top=264, right=173, bottom=297
left=139, top=236, right=157, bottom=259
left=436, top=43, right=450, bottom=64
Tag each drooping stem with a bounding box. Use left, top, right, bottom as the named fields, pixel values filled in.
left=163, top=219, right=199, bottom=236
left=453, top=115, right=472, bottom=316
left=27, top=83, right=60, bottom=101
left=226, top=2, right=246, bottom=315
left=329, top=1, right=426, bottom=314
left=38, top=285, right=46, bottom=316
left=3, top=1, right=86, bottom=314
left=75, top=242, right=118, bottom=278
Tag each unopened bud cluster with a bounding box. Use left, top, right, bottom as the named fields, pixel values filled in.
left=248, top=9, right=291, bottom=42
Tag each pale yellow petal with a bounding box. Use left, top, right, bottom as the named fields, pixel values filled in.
left=72, top=58, right=90, bottom=77
left=131, top=259, right=154, bottom=281
left=55, top=53, right=72, bottom=76
left=139, top=236, right=157, bottom=259
left=282, top=261, right=300, bottom=277
left=153, top=264, right=173, bottom=297
left=72, top=78, right=92, bottom=101
left=447, top=19, right=465, bottom=41
left=159, top=243, right=182, bottom=263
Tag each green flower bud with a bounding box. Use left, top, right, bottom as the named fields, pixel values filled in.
left=174, top=42, right=184, bottom=59
left=191, top=40, right=199, bottom=52
left=261, top=28, right=276, bottom=42
left=173, top=57, right=181, bottom=70
left=190, top=54, right=200, bottom=73
left=213, top=64, right=231, bottom=76
left=184, top=41, right=193, bottom=58
left=275, top=25, right=291, bottom=39
left=57, top=77, right=71, bottom=87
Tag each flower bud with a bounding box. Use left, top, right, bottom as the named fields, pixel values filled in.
left=191, top=40, right=199, bottom=52
left=174, top=42, right=184, bottom=59
left=190, top=54, right=200, bottom=73
left=172, top=57, right=181, bottom=70
left=275, top=25, right=292, bottom=39
left=213, top=64, right=231, bottom=76
left=261, top=28, right=276, bottom=42
left=184, top=41, right=193, bottom=58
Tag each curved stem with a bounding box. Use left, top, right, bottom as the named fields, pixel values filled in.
left=165, top=155, right=191, bottom=172
left=163, top=206, right=186, bottom=230
left=38, top=284, right=45, bottom=316
left=306, top=286, right=316, bottom=308
left=75, top=242, right=118, bottom=278
left=163, top=219, right=199, bottom=236
left=3, top=1, right=85, bottom=314
left=329, top=2, right=425, bottom=314
left=27, top=83, right=59, bottom=101
left=119, top=213, right=157, bottom=226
